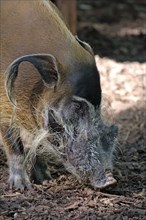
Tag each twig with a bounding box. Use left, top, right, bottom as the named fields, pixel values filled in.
left=0, top=192, right=21, bottom=198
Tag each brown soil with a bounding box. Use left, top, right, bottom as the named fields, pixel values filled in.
left=0, top=0, right=146, bottom=219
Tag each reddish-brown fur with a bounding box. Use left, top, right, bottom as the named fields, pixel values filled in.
left=0, top=0, right=103, bottom=189
left=0, top=0, right=94, bottom=129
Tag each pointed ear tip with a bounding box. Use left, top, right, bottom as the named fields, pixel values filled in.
left=49, top=54, right=60, bottom=67
left=50, top=54, right=57, bottom=61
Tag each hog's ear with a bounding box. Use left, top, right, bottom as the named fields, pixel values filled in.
left=75, top=35, right=94, bottom=56
left=5, top=54, right=60, bottom=106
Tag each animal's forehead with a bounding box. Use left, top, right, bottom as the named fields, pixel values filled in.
left=72, top=96, right=96, bottom=112
left=72, top=95, right=94, bottom=106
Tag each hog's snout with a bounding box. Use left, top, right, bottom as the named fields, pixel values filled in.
left=90, top=170, right=117, bottom=189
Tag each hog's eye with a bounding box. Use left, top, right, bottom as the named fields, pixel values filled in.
left=73, top=101, right=82, bottom=110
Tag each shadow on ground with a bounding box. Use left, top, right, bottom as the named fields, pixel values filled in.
left=77, top=0, right=146, bottom=62
left=105, top=102, right=146, bottom=197
left=78, top=28, right=146, bottom=63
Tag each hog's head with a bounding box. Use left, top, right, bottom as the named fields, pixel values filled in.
left=43, top=96, right=118, bottom=189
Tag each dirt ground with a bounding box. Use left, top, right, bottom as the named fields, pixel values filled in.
left=0, top=0, right=146, bottom=219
